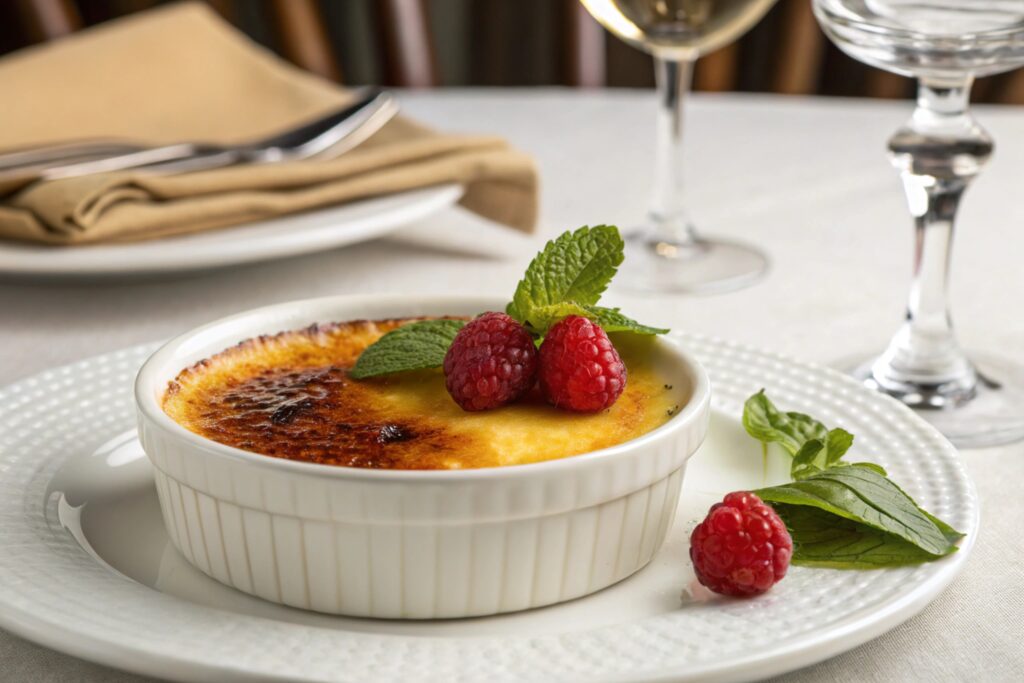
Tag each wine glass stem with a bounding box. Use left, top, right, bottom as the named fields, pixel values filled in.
left=650, top=56, right=697, bottom=246
left=872, top=78, right=992, bottom=404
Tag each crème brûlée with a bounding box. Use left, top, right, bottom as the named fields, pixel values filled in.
left=162, top=318, right=681, bottom=470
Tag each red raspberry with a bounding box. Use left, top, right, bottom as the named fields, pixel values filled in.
left=689, top=491, right=792, bottom=597
left=443, top=312, right=538, bottom=411
left=538, top=315, right=626, bottom=412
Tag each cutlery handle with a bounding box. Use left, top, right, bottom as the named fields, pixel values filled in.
left=0, top=141, right=146, bottom=171
left=0, top=146, right=235, bottom=195
left=41, top=143, right=209, bottom=180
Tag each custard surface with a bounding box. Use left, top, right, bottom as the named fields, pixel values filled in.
left=162, top=318, right=678, bottom=470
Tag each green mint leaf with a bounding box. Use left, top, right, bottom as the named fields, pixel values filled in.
left=825, top=464, right=963, bottom=543
left=584, top=306, right=669, bottom=335
left=786, top=413, right=830, bottom=447
left=743, top=390, right=853, bottom=478
left=825, top=428, right=855, bottom=465
left=924, top=510, right=966, bottom=546
left=507, top=225, right=624, bottom=329
left=847, top=461, right=887, bottom=476
left=742, top=390, right=822, bottom=456
left=774, top=504, right=953, bottom=569
left=520, top=302, right=590, bottom=335
left=522, top=303, right=670, bottom=338
left=350, top=319, right=465, bottom=379
left=791, top=439, right=825, bottom=479
left=836, top=464, right=965, bottom=545
left=756, top=464, right=960, bottom=557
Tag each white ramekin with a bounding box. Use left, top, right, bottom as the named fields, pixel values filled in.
left=135, top=295, right=711, bottom=619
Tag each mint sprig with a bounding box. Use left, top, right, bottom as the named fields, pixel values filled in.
left=507, top=225, right=622, bottom=326
left=350, top=319, right=464, bottom=379
left=742, top=391, right=964, bottom=568
left=742, top=389, right=854, bottom=479
left=507, top=225, right=667, bottom=337
left=352, top=225, right=667, bottom=379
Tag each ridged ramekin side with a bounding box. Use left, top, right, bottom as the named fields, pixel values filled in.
left=151, top=466, right=686, bottom=619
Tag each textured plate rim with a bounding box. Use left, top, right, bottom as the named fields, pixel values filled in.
left=0, top=336, right=979, bottom=683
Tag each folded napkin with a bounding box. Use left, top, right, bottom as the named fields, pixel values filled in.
left=0, top=2, right=537, bottom=244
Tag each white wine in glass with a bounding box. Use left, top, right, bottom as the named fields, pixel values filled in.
left=581, top=0, right=778, bottom=294
left=583, top=0, right=777, bottom=58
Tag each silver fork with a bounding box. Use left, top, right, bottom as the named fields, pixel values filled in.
left=0, top=142, right=145, bottom=172
left=0, top=89, right=398, bottom=184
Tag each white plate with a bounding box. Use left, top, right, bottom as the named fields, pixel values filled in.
left=0, top=183, right=463, bottom=280
left=0, top=335, right=977, bottom=683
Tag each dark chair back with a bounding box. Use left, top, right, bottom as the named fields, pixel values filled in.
left=8, top=0, right=1020, bottom=102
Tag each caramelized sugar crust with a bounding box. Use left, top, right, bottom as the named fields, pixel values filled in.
left=162, top=318, right=677, bottom=470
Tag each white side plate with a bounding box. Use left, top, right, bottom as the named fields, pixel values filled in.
left=0, top=183, right=463, bottom=280
left=0, top=335, right=978, bottom=682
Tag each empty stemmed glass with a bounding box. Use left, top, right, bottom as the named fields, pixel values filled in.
left=581, top=0, right=777, bottom=294
left=814, top=0, right=1024, bottom=446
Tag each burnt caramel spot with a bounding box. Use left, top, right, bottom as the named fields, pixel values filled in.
left=377, top=424, right=414, bottom=444
left=270, top=398, right=315, bottom=425
left=180, top=364, right=468, bottom=469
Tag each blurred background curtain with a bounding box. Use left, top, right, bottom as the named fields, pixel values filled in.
left=4, top=0, right=1023, bottom=102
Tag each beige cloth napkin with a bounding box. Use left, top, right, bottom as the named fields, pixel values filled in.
left=0, top=2, right=537, bottom=245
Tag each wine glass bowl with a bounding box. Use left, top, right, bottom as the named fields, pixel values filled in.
left=815, top=0, right=1024, bottom=81
left=580, top=0, right=778, bottom=294
left=584, top=0, right=777, bottom=59
left=814, top=0, right=1024, bottom=447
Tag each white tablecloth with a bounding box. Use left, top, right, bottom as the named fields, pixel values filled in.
left=1, top=90, right=1021, bottom=682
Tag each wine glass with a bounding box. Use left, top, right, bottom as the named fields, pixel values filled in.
left=814, top=0, right=1024, bottom=447
left=581, top=0, right=778, bottom=294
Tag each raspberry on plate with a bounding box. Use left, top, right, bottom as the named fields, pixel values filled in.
left=689, top=491, right=793, bottom=597
left=443, top=312, right=538, bottom=411
left=538, top=315, right=626, bottom=412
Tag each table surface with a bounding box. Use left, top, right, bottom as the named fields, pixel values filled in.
left=1, top=90, right=1021, bottom=683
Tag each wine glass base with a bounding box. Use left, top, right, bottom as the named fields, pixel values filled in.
left=849, top=351, right=1024, bottom=448
left=616, top=230, right=769, bottom=295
